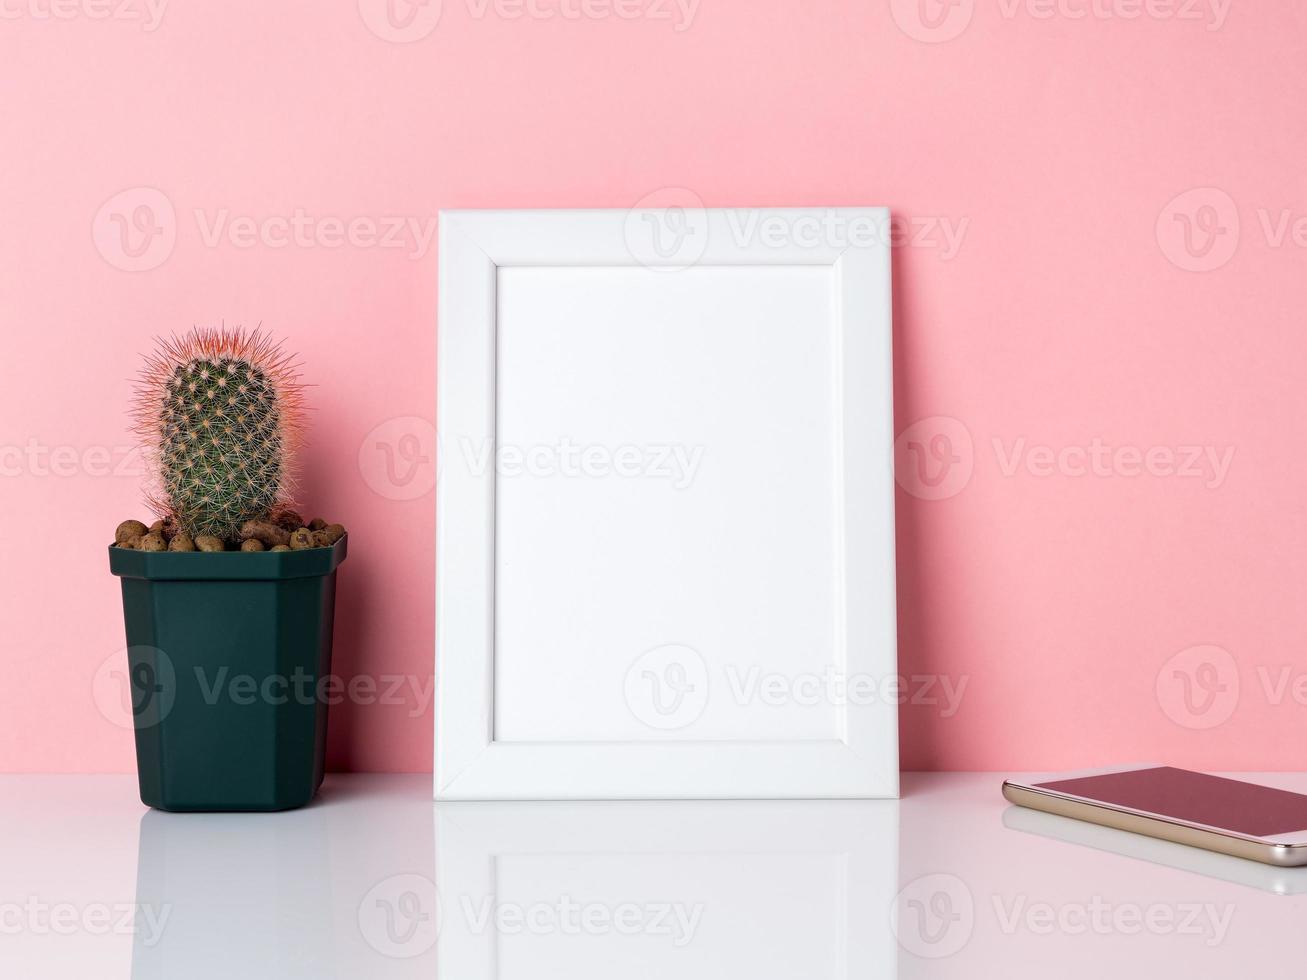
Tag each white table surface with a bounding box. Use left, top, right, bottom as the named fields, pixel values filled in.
left=3, top=772, right=1304, bottom=978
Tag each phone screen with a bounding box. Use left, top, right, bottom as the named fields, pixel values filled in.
left=1036, top=767, right=1307, bottom=838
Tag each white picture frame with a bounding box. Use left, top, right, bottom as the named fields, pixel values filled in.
left=436, top=207, right=897, bottom=800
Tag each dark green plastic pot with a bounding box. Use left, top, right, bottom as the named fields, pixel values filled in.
left=108, top=537, right=347, bottom=812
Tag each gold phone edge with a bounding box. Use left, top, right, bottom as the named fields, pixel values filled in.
left=1002, top=781, right=1307, bottom=868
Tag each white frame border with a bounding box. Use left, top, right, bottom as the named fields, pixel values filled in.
left=436, top=207, right=897, bottom=800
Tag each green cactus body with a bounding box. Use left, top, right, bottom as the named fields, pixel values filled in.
left=134, top=329, right=303, bottom=542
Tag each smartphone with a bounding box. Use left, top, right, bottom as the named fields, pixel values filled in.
left=1002, top=764, right=1307, bottom=867
left=1002, top=802, right=1307, bottom=894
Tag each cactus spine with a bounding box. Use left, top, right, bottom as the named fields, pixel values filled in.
left=133, top=328, right=303, bottom=541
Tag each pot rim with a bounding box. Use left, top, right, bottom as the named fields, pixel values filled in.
left=109, top=535, right=347, bottom=581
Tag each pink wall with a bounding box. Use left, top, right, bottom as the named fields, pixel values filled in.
left=3, top=1, right=1304, bottom=774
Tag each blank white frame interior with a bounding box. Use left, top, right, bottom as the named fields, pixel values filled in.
left=436, top=207, right=897, bottom=800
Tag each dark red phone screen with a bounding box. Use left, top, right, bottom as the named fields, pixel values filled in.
left=1036, top=766, right=1307, bottom=837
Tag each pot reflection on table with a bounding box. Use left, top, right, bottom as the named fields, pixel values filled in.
left=130, top=776, right=435, bottom=980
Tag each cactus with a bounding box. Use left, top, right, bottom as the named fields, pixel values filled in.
left=132, top=327, right=304, bottom=542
